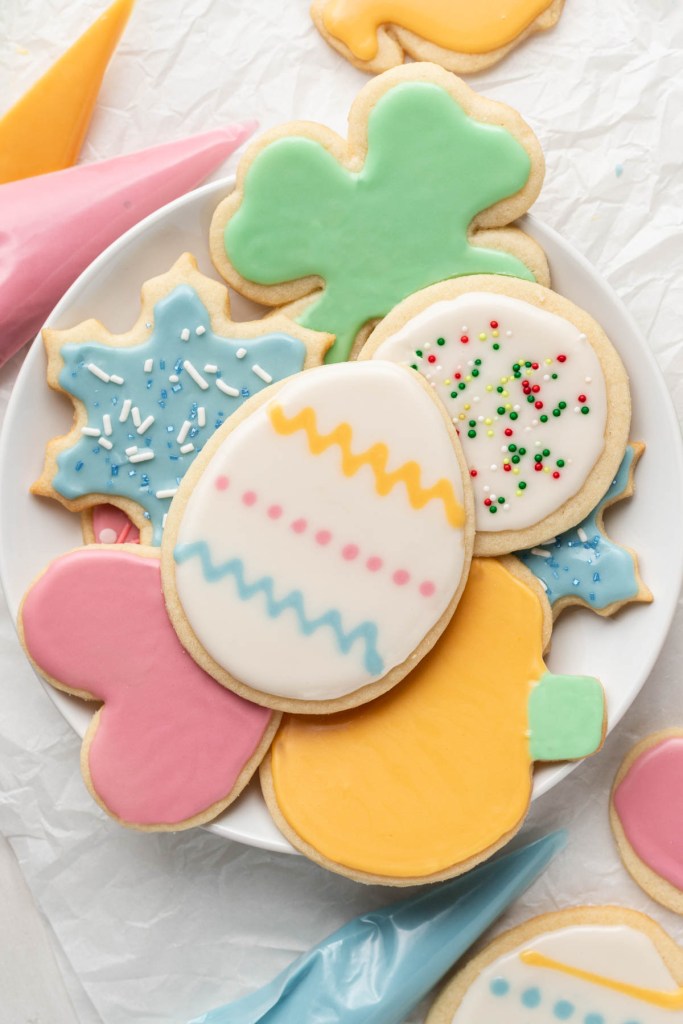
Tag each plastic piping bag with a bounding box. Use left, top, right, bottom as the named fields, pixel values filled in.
left=189, top=830, right=566, bottom=1023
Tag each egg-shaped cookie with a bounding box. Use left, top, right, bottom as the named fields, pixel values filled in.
left=162, top=362, right=473, bottom=713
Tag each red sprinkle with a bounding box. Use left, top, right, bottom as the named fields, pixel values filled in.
left=504, top=428, right=513, bottom=437
left=455, top=372, right=462, bottom=379
left=490, top=320, right=498, bottom=329
left=578, top=393, right=586, bottom=402
left=460, top=335, right=469, bottom=344
left=557, top=354, right=567, bottom=363
left=503, top=464, right=512, bottom=472
left=531, top=384, right=541, bottom=393
left=535, top=401, right=544, bottom=409
left=553, top=471, right=561, bottom=479
left=532, top=362, right=539, bottom=370
left=484, top=498, right=492, bottom=506
left=470, top=469, right=478, bottom=477
left=534, top=463, right=543, bottom=472
left=427, top=354, right=436, bottom=363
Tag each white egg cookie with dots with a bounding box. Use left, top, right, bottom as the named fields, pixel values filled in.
left=361, top=276, right=630, bottom=556
left=161, top=361, right=474, bottom=714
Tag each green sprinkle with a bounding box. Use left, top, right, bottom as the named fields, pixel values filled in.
left=581, top=406, right=590, bottom=415
left=416, top=350, right=423, bottom=358
left=512, top=455, right=520, bottom=464
left=496, top=386, right=504, bottom=394
left=552, top=373, right=558, bottom=379
left=497, top=496, right=505, bottom=504
left=542, top=448, right=550, bottom=457
left=472, top=369, right=479, bottom=377
left=525, top=360, right=532, bottom=368
left=534, top=454, right=543, bottom=463
left=559, top=401, right=567, bottom=409
left=468, top=420, right=476, bottom=427
left=467, top=429, right=477, bottom=438
left=553, top=409, right=561, bottom=417
left=519, top=448, right=527, bottom=455
left=450, top=391, right=457, bottom=398
left=512, top=363, right=520, bottom=372
left=519, top=481, right=527, bottom=490
left=474, top=358, right=482, bottom=366
left=492, top=342, right=500, bottom=350
left=489, top=504, right=497, bottom=513
left=557, top=459, right=565, bottom=467
left=458, top=382, right=466, bottom=390
left=510, top=411, right=518, bottom=421
left=540, top=414, right=548, bottom=422
left=437, top=337, right=445, bottom=346
left=411, top=364, right=419, bottom=370
left=497, top=406, right=506, bottom=415
left=526, top=395, right=535, bottom=403
left=508, top=443, right=517, bottom=452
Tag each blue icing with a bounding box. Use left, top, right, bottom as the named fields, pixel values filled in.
left=189, top=832, right=565, bottom=1023
left=490, top=977, right=510, bottom=997
left=517, top=446, right=640, bottom=611
left=584, top=1016, right=605, bottom=1024
left=554, top=999, right=575, bottom=1019
left=53, top=285, right=307, bottom=544
left=174, top=540, right=384, bottom=675
left=521, top=986, right=542, bottom=1008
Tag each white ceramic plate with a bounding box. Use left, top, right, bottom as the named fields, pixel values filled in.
left=1, top=177, right=682, bottom=855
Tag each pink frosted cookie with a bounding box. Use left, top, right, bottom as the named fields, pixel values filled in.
left=83, top=504, right=140, bottom=545
left=611, top=730, right=683, bottom=914
left=18, top=546, right=278, bottom=831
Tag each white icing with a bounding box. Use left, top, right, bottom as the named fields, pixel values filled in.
left=371, top=294, right=608, bottom=533
left=452, top=924, right=682, bottom=1022
left=172, top=362, right=468, bottom=701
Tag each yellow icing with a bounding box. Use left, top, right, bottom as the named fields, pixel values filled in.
left=0, top=0, right=134, bottom=184
left=270, top=558, right=546, bottom=878
left=322, top=0, right=554, bottom=60
left=521, top=951, right=683, bottom=1009
left=268, top=403, right=465, bottom=527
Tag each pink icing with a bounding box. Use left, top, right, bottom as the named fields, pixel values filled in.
left=91, top=504, right=140, bottom=545
left=613, top=736, right=683, bottom=890
left=20, top=548, right=272, bottom=826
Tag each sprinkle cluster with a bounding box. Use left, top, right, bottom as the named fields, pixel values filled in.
left=410, top=313, right=594, bottom=518
left=53, top=284, right=306, bottom=543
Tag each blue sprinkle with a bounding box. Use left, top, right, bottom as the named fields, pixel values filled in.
left=143, top=511, right=151, bottom=520
left=174, top=358, right=183, bottom=373
left=584, top=1014, right=604, bottom=1024
left=146, top=322, right=153, bottom=329
left=158, top=400, right=167, bottom=409
left=615, top=163, right=624, bottom=177
left=75, top=461, right=84, bottom=472
left=146, top=379, right=152, bottom=390
left=167, top=425, right=174, bottom=433
left=111, top=395, right=119, bottom=406
left=172, top=384, right=182, bottom=393
left=554, top=1000, right=574, bottom=1019
left=240, top=387, right=250, bottom=397
left=593, top=572, right=600, bottom=582
left=521, top=987, right=541, bottom=1008
left=128, top=469, right=136, bottom=477
left=91, top=446, right=101, bottom=455
left=489, top=978, right=510, bottom=997
left=141, top=474, right=150, bottom=487
left=110, top=465, right=119, bottom=477
left=572, top=578, right=580, bottom=586
left=160, top=389, right=168, bottom=400
left=159, top=359, right=164, bottom=369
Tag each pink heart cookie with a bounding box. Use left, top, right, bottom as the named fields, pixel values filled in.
left=19, top=546, right=278, bottom=830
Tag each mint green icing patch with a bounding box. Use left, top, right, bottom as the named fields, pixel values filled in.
left=528, top=672, right=605, bottom=762
left=54, top=284, right=306, bottom=545
left=225, top=81, right=535, bottom=363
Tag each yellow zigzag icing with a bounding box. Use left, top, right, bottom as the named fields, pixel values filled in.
left=268, top=403, right=465, bottom=528
left=520, top=950, right=683, bottom=1009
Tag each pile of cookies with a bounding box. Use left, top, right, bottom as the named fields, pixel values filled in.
left=18, top=63, right=651, bottom=886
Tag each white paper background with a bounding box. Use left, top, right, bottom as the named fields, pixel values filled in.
left=1, top=0, right=683, bottom=1021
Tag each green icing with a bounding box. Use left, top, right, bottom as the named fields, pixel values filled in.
left=225, top=81, right=535, bottom=363
left=528, top=673, right=605, bottom=762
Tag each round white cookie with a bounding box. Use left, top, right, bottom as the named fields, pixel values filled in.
left=360, top=276, right=630, bottom=556
left=162, top=361, right=474, bottom=713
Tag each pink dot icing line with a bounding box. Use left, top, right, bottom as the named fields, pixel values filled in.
left=20, top=549, right=272, bottom=826
left=613, top=736, right=683, bottom=891
left=214, top=475, right=229, bottom=491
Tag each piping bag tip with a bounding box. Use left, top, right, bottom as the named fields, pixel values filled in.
left=189, top=829, right=566, bottom=1024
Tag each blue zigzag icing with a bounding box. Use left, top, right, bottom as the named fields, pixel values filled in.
left=174, top=540, right=384, bottom=676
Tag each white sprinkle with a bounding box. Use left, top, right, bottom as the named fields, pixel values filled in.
left=82, top=426, right=101, bottom=437
left=197, top=407, right=206, bottom=427
left=585, top=377, right=592, bottom=384
left=483, top=486, right=490, bottom=493
left=195, top=325, right=206, bottom=336
left=506, top=330, right=512, bottom=337
left=535, top=440, right=542, bottom=447
left=424, top=342, right=431, bottom=350
left=177, top=420, right=192, bottom=444
left=461, top=325, right=468, bottom=333
left=204, top=364, right=218, bottom=374
left=97, top=437, right=113, bottom=450
left=125, top=445, right=139, bottom=456
left=543, top=374, right=550, bottom=381
left=578, top=527, right=589, bottom=543
left=87, top=363, right=110, bottom=382
left=180, top=442, right=195, bottom=454
left=503, top=503, right=510, bottom=511
left=110, top=374, right=124, bottom=385
left=162, top=513, right=168, bottom=528
left=531, top=547, right=552, bottom=559
left=183, top=360, right=209, bottom=390
left=144, top=358, right=153, bottom=373
left=131, top=406, right=142, bottom=428
left=216, top=378, right=240, bottom=397
left=137, top=415, right=155, bottom=434
left=119, top=399, right=132, bottom=423
left=156, top=488, right=177, bottom=499
left=102, top=414, right=113, bottom=436
left=98, top=528, right=118, bottom=544
left=180, top=328, right=191, bottom=342
left=579, top=333, right=587, bottom=342
left=251, top=364, right=273, bottom=384
left=540, top=579, right=548, bottom=591
left=574, top=406, right=581, bottom=413
left=169, top=374, right=180, bottom=383
left=235, top=347, right=247, bottom=359
left=129, top=450, right=155, bottom=464
left=490, top=464, right=498, bottom=472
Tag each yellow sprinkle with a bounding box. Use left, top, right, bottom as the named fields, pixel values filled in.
left=458, top=413, right=465, bottom=421
left=516, top=488, right=522, bottom=495
left=500, top=376, right=508, bottom=384
left=505, top=403, right=511, bottom=410
left=485, top=385, right=493, bottom=392
left=487, top=430, right=494, bottom=437
left=544, top=466, right=550, bottom=473
left=545, top=358, right=552, bottom=365
left=492, top=330, right=499, bottom=338
left=444, top=379, right=451, bottom=386
left=479, top=333, right=487, bottom=341
left=484, top=417, right=493, bottom=425
left=465, top=375, right=471, bottom=382
left=513, top=468, right=520, bottom=475
left=464, top=403, right=471, bottom=411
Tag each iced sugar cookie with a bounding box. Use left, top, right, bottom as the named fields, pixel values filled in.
left=162, top=361, right=474, bottom=714
left=312, top=0, right=565, bottom=76
left=518, top=442, right=651, bottom=618
left=33, top=254, right=330, bottom=545
left=427, top=906, right=683, bottom=1023
left=83, top=505, right=140, bottom=545
left=261, top=557, right=605, bottom=884
left=211, top=63, right=549, bottom=365
left=611, top=730, right=683, bottom=915
left=361, top=276, right=630, bottom=555
left=18, top=547, right=277, bottom=831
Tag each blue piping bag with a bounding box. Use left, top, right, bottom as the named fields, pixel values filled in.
left=189, top=830, right=566, bottom=1024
